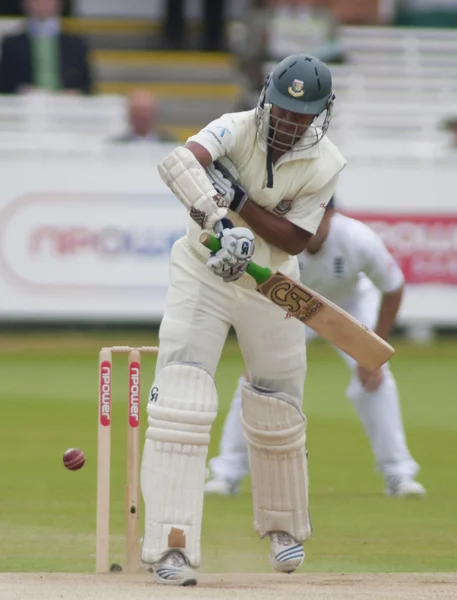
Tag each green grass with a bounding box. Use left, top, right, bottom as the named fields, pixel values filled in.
left=0, top=332, right=456, bottom=573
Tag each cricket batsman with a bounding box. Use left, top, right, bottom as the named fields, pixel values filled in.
left=205, top=199, right=426, bottom=498
left=140, top=54, right=346, bottom=586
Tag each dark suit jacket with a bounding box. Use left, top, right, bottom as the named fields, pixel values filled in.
left=0, top=31, right=93, bottom=94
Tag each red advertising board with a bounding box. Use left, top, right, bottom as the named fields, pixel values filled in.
left=345, top=213, right=457, bottom=285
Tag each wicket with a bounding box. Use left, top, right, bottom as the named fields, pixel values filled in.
left=96, top=345, right=159, bottom=574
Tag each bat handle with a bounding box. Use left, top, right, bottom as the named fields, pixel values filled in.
left=213, top=218, right=233, bottom=234
left=199, top=231, right=222, bottom=253
left=199, top=231, right=272, bottom=284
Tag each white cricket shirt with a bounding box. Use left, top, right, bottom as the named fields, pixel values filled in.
left=186, top=108, right=346, bottom=282
left=298, top=213, right=404, bottom=307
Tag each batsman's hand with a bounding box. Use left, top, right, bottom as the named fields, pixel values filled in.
left=356, top=365, right=384, bottom=391
left=206, top=227, right=255, bottom=282
left=206, top=161, right=248, bottom=214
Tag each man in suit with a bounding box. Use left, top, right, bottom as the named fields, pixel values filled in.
left=163, top=0, right=225, bottom=51
left=0, top=0, right=92, bottom=95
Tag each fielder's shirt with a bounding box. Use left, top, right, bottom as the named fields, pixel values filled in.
left=298, top=213, right=404, bottom=308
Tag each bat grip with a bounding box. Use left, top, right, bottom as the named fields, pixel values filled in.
left=200, top=231, right=222, bottom=253
left=199, top=231, right=272, bottom=284
left=213, top=218, right=233, bottom=234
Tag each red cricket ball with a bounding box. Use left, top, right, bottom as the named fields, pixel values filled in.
left=63, top=448, right=86, bottom=471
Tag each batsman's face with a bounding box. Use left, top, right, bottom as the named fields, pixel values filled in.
left=270, top=105, right=316, bottom=150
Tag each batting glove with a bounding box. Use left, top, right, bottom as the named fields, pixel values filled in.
left=206, top=227, right=255, bottom=282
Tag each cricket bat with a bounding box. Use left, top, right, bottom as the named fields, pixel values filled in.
left=199, top=232, right=394, bottom=370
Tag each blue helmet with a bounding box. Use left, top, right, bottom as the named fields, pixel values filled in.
left=255, top=54, right=335, bottom=151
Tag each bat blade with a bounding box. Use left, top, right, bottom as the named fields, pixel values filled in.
left=199, top=231, right=394, bottom=370
left=258, top=272, right=394, bottom=370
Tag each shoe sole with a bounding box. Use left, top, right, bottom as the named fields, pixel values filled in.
left=153, top=572, right=197, bottom=586
left=270, top=562, right=302, bottom=574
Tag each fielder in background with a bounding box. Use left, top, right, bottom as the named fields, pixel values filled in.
left=140, top=54, right=346, bottom=586
left=205, top=198, right=426, bottom=498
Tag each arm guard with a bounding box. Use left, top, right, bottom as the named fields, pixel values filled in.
left=158, top=146, right=228, bottom=229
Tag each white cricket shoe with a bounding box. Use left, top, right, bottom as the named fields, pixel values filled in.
left=204, top=475, right=240, bottom=495
left=269, top=531, right=305, bottom=573
left=385, top=476, right=426, bottom=497
left=152, top=550, right=197, bottom=586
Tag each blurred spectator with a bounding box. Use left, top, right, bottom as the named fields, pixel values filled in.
left=202, top=0, right=225, bottom=51
left=0, top=0, right=92, bottom=95
left=331, top=0, right=380, bottom=24
left=267, top=0, right=345, bottom=64
left=163, top=0, right=184, bottom=49
left=163, top=0, right=225, bottom=51
left=234, top=0, right=345, bottom=111
left=0, top=0, right=71, bottom=15
left=381, top=0, right=457, bottom=27
left=439, top=116, right=457, bottom=148
left=112, top=89, right=177, bottom=144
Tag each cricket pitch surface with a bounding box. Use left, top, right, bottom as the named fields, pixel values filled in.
left=1, top=572, right=456, bottom=599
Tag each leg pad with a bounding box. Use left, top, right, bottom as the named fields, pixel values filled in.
left=241, top=383, right=312, bottom=541
left=141, top=363, right=217, bottom=567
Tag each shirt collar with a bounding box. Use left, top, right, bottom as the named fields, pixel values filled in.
left=29, top=18, right=60, bottom=38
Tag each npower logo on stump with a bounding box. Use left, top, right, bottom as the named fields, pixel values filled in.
left=99, top=361, right=112, bottom=427
left=129, top=362, right=140, bottom=428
